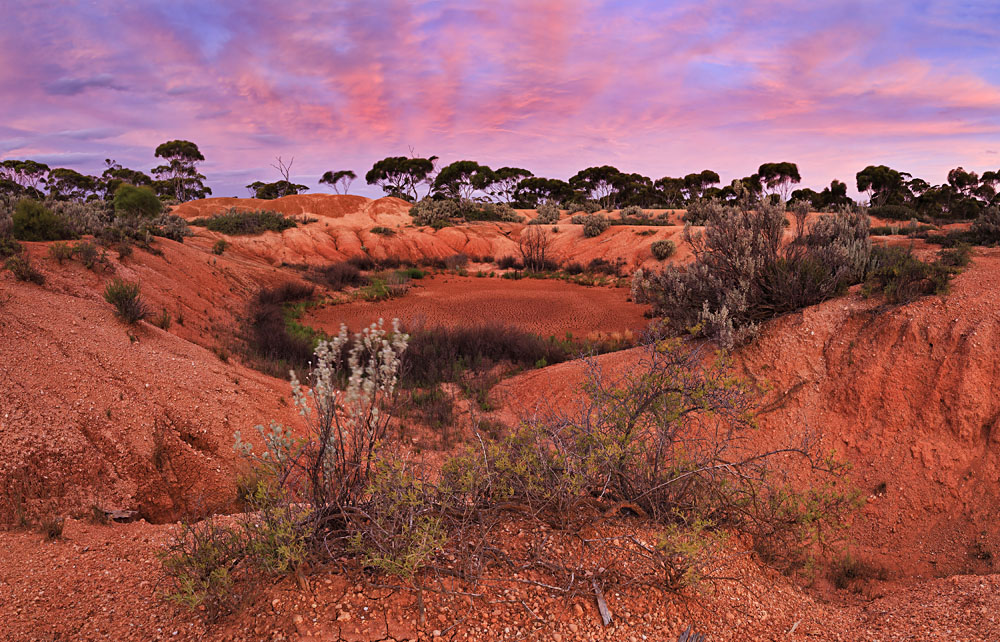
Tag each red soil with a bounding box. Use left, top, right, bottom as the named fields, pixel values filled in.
left=3, top=194, right=999, bottom=639
left=304, top=273, right=649, bottom=338
left=496, top=244, right=1000, bottom=580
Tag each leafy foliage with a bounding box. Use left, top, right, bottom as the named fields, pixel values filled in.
left=191, top=208, right=297, bottom=235
left=103, top=278, right=148, bottom=324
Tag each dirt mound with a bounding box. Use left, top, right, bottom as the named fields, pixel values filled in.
left=496, top=246, right=1000, bottom=578
left=173, top=194, right=686, bottom=269
left=0, top=241, right=298, bottom=524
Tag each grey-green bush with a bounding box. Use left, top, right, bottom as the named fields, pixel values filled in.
left=633, top=199, right=871, bottom=347
left=650, top=239, right=676, bottom=260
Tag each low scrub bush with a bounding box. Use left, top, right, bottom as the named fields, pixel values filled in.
left=12, top=199, right=75, bottom=241
left=152, top=309, right=172, bottom=330
left=571, top=213, right=610, bottom=237
left=444, top=253, right=469, bottom=271
left=402, top=323, right=571, bottom=388
left=0, top=236, right=21, bottom=259
left=650, top=239, right=676, bottom=260
left=459, top=199, right=522, bottom=223
left=587, top=257, right=625, bottom=276
left=212, top=239, right=228, bottom=255
left=5, top=255, right=45, bottom=284
left=862, top=246, right=956, bottom=304
left=346, top=254, right=376, bottom=270
left=410, top=199, right=457, bottom=227
left=104, top=278, right=148, bottom=323
left=116, top=240, right=133, bottom=260
left=359, top=272, right=410, bottom=301
left=682, top=198, right=725, bottom=225
left=244, top=282, right=317, bottom=374
left=370, top=226, right=395, bottom=236
left=72, top=241, right=104, bottom=271
left=307, top=261, right=367, bottom=290
left=48, top=241, right=74, bottom=263
left=496, top=255, right=523, bottom=270
left=533, top=202, right=560, bottom=224
left=869, top=204, right=920, bottom=221
left=191, top=208, right=296, bottom=235
left=633, top=198, right=871, bottom=347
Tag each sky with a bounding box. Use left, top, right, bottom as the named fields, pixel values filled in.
left=2, top=0, right=1000, bottom=198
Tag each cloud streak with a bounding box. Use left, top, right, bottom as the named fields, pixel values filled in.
left=2, top=0, right=999, bottom=197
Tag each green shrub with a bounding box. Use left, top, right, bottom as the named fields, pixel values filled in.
left=114, top=184, right=162, bottom=219
left=650, top=239, right=676, bottom=260
left=0, top=236, right=21, bottom=259
left=160, top=521, right=248, bottom=619
left=72, top=241, right=102, bottom=270
left=12, top=200, right=75, bottom=241
left=48, top=241, right=74, bottom=263
left=5, top=255, right=45, bottom=284
left=212, top=239, right=228, bottom=255
left=116, top=240, right=133, bottom=260
left=103, top=278, right=148, bottom=323
left=869, top=204, right=919, bottom=221
left=938, top=243, right=972, bottom=268
left=149, top=214, right=190, bottom=242
left=370, top=226, right=395, bottom=236
left=191, top=208, right=296, bottom=235
left=862, top=246, right=954, bottom=304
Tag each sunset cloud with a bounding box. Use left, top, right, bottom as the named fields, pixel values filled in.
left=3, top=0, right=999, bottom=197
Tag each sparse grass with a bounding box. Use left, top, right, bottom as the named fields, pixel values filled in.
left=103, top=278, right=148, bottom=324
left=243, top=282, right=316, bottom=375
left=306, top=261, right=367, bottom=290
left=862, top=245, right=958, bottom=304
left=830, top=553, right=888, bottom=590
left=72, top=241, right=102, bottom=270
left=152, top=309, right=172, bottom=330
left=191, top=208, right=297, bottom=236
left=48, top=241, right=74, bottom=263
left=39, top=515, right=65, bottom=541
left=5, top=254, right=45, bottom=284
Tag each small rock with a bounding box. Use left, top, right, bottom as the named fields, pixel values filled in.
left=337, top=610, right=351, bottom=622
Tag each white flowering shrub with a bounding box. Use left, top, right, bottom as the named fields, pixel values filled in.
left=235, top=318, right=409, bottom=510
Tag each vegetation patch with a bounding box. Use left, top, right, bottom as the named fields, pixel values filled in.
left=103, top=278, right=148, bottom=324
left=191, top=208, right=297, bottom=235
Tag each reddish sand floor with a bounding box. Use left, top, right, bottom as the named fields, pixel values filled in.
left=304, top=274, right=651, bottom=338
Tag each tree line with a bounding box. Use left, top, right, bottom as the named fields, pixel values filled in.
left=3, top=139, right=997, bottom=220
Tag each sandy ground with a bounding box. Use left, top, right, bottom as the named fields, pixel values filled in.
left=2, top=194, right=998, bottom=640
left=304, top=273, right=650, bottom=338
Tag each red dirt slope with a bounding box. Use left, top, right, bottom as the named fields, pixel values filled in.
left=495, top=246, right=1000, bottom=579
left=0, top=241, right=298, bottom=524
left=173, top=194, right=689, bottom=269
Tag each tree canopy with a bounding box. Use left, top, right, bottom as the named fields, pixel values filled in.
left=319, top=170, right=357, bottom=195
left=152, top=139, right=211, bottom=202
left=365, top=156, right=437, bottom=201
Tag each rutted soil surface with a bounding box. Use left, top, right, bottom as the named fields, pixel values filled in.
left=304, top=274, right=650, bottom=338
left=3, top=194, right=1000, bottom=639
left=496, top=245, right=1000, bottom=580
left=173, top=195, right=689, bottom=269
